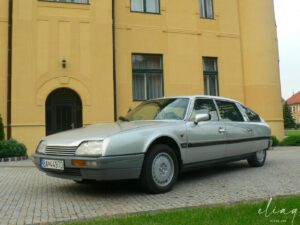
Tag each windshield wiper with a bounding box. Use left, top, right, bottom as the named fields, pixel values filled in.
left=118, top=116, right=130, bottom=122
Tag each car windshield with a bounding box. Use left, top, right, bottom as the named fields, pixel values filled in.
left=122, top=98, right=190, bottom=121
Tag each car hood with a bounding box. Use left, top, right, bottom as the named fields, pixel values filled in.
left=43, top=120, right=179, bottom=146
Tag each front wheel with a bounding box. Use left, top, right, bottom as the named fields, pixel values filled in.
left=247, top=150, right=267, bottom=167
left=140, top=144, right=179, bottom=194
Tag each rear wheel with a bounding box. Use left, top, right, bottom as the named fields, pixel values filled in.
left=140, top=144, right=179, bottom=194
left=247, top=149, right=267, bottom=167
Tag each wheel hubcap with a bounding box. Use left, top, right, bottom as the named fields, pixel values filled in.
left=152, top=152, right=174, bottom=187
left=256, top=150, right=265, bottom=162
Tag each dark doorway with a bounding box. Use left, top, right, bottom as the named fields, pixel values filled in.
left=46, top=88, right=82, bottom=135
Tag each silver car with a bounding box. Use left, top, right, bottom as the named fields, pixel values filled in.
left=32, top=96, right=272, bottom=193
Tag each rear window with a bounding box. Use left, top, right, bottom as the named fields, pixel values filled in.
left=241, top=106, right=261, bottom=122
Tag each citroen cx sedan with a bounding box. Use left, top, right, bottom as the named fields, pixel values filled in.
left=33, top=96, right=272, bottom=193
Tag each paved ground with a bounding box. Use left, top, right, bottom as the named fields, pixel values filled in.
left=0, top=147, right=299, bottom=225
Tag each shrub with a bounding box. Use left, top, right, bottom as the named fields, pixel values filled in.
left=0, top=141, right=6, bottom=158
left=0, top=139, right=27, bottom=158
left=0, top=114, right=4, bottom=141
left=279, top=136, right=300, bottom=146
left=271, top=136, right=279, bottom=147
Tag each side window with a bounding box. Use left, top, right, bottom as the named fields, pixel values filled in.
left=190, top=99, right=219, bottom=121
left=216, top=101, right=244, bottom=122
left=241, top=106, right=261, bottom=122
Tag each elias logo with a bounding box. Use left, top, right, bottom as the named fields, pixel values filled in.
left=258, top=198, right=298, bottom=225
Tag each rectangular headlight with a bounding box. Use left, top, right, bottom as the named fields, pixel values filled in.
left=75, top=141, right=103, bottom=157
left=36, top=141, right=47, bottom=154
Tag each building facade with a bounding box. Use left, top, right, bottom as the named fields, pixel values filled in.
left=0, top=0, right=284, bottom=154
left=287, top=92, right=300, bottom=125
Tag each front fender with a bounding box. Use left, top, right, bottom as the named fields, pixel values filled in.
left=103, top=123, right=187, bottom=160
left=142, top=132, right=183, bottom=151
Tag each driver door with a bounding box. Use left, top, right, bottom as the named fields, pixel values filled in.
left=186, top=98, right=226, bottom=164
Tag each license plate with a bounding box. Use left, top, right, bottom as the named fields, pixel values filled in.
left=40, top=159, right=64, bottom=171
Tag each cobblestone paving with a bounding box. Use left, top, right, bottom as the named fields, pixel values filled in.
left=0, top=147, right=299, bottom=225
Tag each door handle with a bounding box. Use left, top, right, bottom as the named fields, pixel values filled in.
left=218, top=127, right=226, bottom=133
left=247, top=128, right=253, bottom=133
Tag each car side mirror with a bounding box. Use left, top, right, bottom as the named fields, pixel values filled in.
left=194, top=113, right=210, bottom=125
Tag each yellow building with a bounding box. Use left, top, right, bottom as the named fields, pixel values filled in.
left=0, top=0, right=284, bottom=154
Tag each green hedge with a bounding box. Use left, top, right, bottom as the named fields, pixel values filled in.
left=0, top=139, right=27, bottom=158
left=271, top=136, right=279, bottom=147
left=279, top=136, right=300, bottom=146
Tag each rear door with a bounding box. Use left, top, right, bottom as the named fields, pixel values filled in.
left=215, top=100, right=256, bottom=157
left=185, top=98, right=226, bottom=163
left=239, top=104, right=270, bottom=151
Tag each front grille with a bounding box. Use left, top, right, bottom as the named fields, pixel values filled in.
left=43, top=168, right=81, bottom=177
left=45, top=146, right=77, bottom=156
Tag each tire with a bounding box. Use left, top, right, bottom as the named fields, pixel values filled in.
left=140, top=144, right=179, bottom=194
left=247, top=149, right=267, bottom=167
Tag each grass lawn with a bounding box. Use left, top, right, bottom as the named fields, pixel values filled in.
left=285, top=129, right=300, bottom=137
left=65, top=195, right=300, bottom=225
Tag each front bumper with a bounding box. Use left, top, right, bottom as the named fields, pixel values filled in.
left=32, top=153, right=144, bottom=181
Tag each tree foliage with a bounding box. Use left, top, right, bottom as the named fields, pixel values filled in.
left=283, top=103, right=296, bottom=129
left=0, top=114, right=5, bottom=141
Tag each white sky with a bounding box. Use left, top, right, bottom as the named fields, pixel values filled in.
left=274, top=0, right=300, bottom=99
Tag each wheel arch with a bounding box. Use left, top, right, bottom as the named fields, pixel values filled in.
left=145, top=136, right=183, bottom=168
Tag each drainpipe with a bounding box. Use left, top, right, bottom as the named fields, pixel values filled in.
left=7, top=0, right=13, bottom=139
left=112, top=0, right=117, bottom=121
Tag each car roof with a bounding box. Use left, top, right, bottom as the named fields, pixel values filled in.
left=154, top=95, right=240, bottom=103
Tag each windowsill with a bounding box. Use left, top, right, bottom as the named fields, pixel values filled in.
left=130, top=10, right=161, bottom=15
left=37, top=0, right=91, bottom=9
left=200, top=17, right=216, bottom=20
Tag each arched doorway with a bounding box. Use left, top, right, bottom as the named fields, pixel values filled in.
left=46, top=88, right=82, bottom=135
